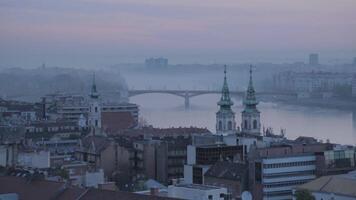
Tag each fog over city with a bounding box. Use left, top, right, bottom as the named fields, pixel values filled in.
left=0, top=0, right=355, bottom=67
left=1, top=1, right=356, bottom=200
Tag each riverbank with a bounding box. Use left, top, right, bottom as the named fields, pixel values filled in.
left=262, top=96, right=356, bottom=111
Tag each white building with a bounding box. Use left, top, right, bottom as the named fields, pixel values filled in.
left=241, top=67, right=261, bottom=136
left=17, top=150, right=50, bottom=169
left=261, top=155, right=316, bottom=200
left=216, top=66, right=236, bottom=136
left=0, top=143, right=18, bottom=167
left=62, top=161, right=105, bottom=188
left=168, top=184, right=228, bottom=200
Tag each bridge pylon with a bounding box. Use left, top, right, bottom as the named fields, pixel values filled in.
left=184, top=92, right=190, bottom=110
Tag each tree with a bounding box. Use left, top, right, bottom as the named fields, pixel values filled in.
left=294, top=189, right=315, bottom=200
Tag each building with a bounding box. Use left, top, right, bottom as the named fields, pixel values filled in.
left=76, top=136, right=119, bottom=179
left=309, top=53, right=319, bottom=65
left=314, top=146, right=356, bottom=176
left=248, top=143, right=333, bottom=200
left=0, top=101, right=38, bottom=122
left=25, top=120, right=84, bottom=140
left=130, top=139, right=160, bottom=182
left=216, top=66, right=236, bottom=136
left=241, top=66, right=261, bottom=136
left=156, top=137, right=190, bottom=184
left=61, top=161, right=107, bottom=188
left=17, top=150, right=50, bottom=169
left=184, top=144, right=243, bottom=185
left=88, top=74, right=102, bottom=132
left=145, top=58, right=168, bottom=69
left=204, top=161, right=248, bottom=199
left=353, top=57, right=356, bottom=66
left=167, top=184, right=228, bottom=200
left=130, top=136, right=192, bottom=185
left=294, top=171, right=356, bottom=200
left=274, top=71, right=352, bottom=94
left=0, top=142, right=19, bottom=167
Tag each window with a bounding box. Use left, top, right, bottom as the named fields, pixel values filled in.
left=253, top=120, right=258, bottom=129
left=244, top=120, right=248, bottom=129
left=228, top=121, right=232, bottom=130
left=208, top=195, right=213, bottom=200
left=95, top=107, right=98, bottom=112
left=95, top=120, right=98, bottom=127
left=219, top=121, right=222, bottom=130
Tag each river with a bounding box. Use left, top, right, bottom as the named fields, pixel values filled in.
left=130, top=93, right=356, bottom=146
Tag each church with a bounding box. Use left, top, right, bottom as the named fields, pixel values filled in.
left=215, top=66, right=284, bottom=151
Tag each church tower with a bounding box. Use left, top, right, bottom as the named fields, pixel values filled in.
left=216, top=65, right=236, bottom=135
left=88, top=73, right=102, bottom=132
left=241, top=66, right=261, bottom=135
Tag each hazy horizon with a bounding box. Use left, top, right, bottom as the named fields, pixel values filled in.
left=1, top=0, right=355, bottom=67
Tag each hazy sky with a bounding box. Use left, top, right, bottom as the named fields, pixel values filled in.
left=0, top=0, right=355, bottom=67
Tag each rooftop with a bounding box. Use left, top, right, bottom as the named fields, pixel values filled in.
left=0, top=176, right=178, bottom=200
left=172, top=184, right=224, bottom=191
left=205, top=161, right=247, bottom=181
left=296, top=171, right=356, bottom=197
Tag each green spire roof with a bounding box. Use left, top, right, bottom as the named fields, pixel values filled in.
left=90, top=73, right=99, bottom=99
left=243, top=65, right=258, bottom=106
left=218, top=65, right=233, bottom=108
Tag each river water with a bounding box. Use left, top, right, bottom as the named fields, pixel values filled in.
left=130, top=93, right=356, bottom=146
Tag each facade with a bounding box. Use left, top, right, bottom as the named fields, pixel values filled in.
left=130, top=136, right=191, bottom=185
left=248, top=143, right=333, bottom=200
left=184, top=144, right=243, bottom=184
left=315, top=146, right=356, bottom=176
left=0, top=143, right=19, bottom=167
left=76, top=136, right=119, bottom=179
left=216, top=66, right=236, bottom=135
left=17, top=150, right=50, bottom=169
left=88, top=74, right=102, bottom=131
left=273, top=71, right=352, bottom=94
left=241, top=66, right=261, bottom=136
left=167, top=184, right=228, bottom=200
left=309, top=53, right=319, bottom=65
left=25, top=121, right=84, bottom=140
left=130, top=139, right=160, bottom=181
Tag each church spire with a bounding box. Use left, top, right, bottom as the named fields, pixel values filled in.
left=241, top=65, right=261, bottom=135
left=244, top=65, right=258, bottom=106
left=90, top=73, right=99, bottom=99
left=216, top=65, right=236, bottom=135
left=218, top=65, right=233, bottom=109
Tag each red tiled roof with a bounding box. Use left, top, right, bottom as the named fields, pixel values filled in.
left=80, top=188, right=179, bottom=200
left=0, top=176, right=83, bottom=200
left=116, top=127, right=212, bottom=138
left=0, top=176, right=179, bottom=200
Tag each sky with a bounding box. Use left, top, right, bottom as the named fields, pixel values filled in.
left=0, top=0, right=355, bottom=67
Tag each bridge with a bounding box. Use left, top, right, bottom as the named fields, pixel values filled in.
left=127, top=89, right=296, bottom=109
